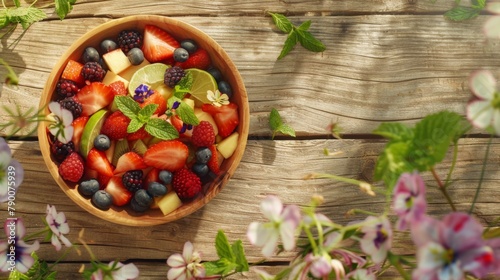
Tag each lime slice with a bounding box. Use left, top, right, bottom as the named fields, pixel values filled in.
left=128, top=63, right=170, bottom=96
left=80, top=109, right=109, bottom=158
left=185, top=68, right=218, bottom=105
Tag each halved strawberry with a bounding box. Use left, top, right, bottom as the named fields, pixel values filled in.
left=175, top=48, right=211, bottom=70
left=114, top=152, right=148, bottom=175
left=169, top=115, right=193, bottom=138
left=207, top=145, right=220, bottom=175
left=61, top=60, right=84, bottom=85
left=126, top=126, right=150, bottom=141
left=87, top=148, right=114, bottom=177
left=101, top=111, right=131, bottom=140
left=143, top=140, right=188, bottom=172
left=104, top=176, right=132, bottom=206
left=97, top=173, right=112, bottom=188
left=74, top=82, right=114, bottom=116
left=201, top=103, right=239, bottom=138
left=143, top=168, right=160, bottom=189
left=108, top=81, right=128, bottom=96
left=71, top=116, right=89, bottom=151
left=142, top=25, right=180, bottom=62
left=140, top=90, right=167, bottom=115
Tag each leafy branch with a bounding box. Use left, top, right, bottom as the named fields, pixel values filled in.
left=438, top=0, right=486, bottom=21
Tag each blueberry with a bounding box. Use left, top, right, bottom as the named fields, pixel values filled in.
left=207, top=67, right=222, bottom=82
left=173, top=48, right=189, bottom=62
left=127, top=48, right=144, bottom=65
left=134, top=189, right=153, bottom=207
left=180, top=39, right=198, bottom=54
left=92, top=190, right=112, bottom=210
left=78, top=179, right=100, bottom=197
left=83, top=47, right=100, bottom=63
left=159, top=170, right=173, bottom=185
left=192, top=163, right=209, bottom=177
left=147, top=182, right=168, bottom=197
left=130, top=198, right=149, bottom=212
left=195, top=147, right=212, bottom=164
left=100, top=39, right=117, bottom=53
left=218, top=81, right=232, bottom=98
left=93, top=134, right=111, bottom=151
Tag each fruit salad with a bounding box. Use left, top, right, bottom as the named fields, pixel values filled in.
left=46, top=24, right=240, bottom=216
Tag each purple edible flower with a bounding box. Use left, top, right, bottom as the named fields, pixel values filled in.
left=133, top=84, right=154, bottom=103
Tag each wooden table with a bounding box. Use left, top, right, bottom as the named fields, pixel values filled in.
left=2, top=1, right=500, bottom=279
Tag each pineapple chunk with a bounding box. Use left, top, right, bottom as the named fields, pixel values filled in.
left=157, top=192, right=182, bottom=215
left=216, top=132, right=239, bottom=159
left=103, top=49, right=132, bottom=74
left=102, top=71, right=129, bottom=88
left=119, top=59, right=150, bottom=80
left=182, top=98, right=195, bottom=110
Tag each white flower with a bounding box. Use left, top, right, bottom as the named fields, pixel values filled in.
left=359, top=216, right=393, bottom=264
left=167, top=241, right=205, bottom=280
left=0, top=137, right=24, bottom=203
left=247, top=196, right=301, bottom=258
left=207, top=89, right=230, bottom=107
left=47, top=101, right=74, bottom=143
left=467, top=70, right=500, bottom=135
left=45, top=204, right=72, bottom=251
left=110, top=261, right=140, bottom=280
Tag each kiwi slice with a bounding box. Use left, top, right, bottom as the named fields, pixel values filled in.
left=130, top=139, right=148, bottom=156
left=112, top=139, right=130, bottom=166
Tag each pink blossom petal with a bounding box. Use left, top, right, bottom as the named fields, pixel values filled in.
left=459, top=245, right=494, bottom=277
left=167, top=253, right=185, bottom=267
left=441, top=212, right=484, bottom=252
left=0, top=138, right=11, bottom=167
left=48, top=101, right=63, bottom=116
left=493, top=110, right=500, bottom=135
left=260, top=196, right=283, bottom=221
left=411, top=216, right=440, bottom=247
left=0, top=159, right=23, bottom=202
left=111, top=262, right=140, bottom=280
left=309, top=255, right=332, bottom=278
left=467, top=99, right=493, bottom=129
left=181, top=241, right=194, bottom=263
left=260, top=230, right=279, bottom=258
left=469, top=70, right=497, bottom=99
left=484, top=16, right=500, bottom=38
left=51, top=234, right=62, bottom=251
left=279, top=220, right=296, bottom=251
left=167, top=267, right=187, bottom=280
left=417, top=242, right=447, bottom=270
left=487, top=2, right=500, bottom=14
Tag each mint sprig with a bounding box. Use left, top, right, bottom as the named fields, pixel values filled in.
left=442, top=0, right=485, bottom=21
left=203, top=230, right=249, bottom=277
left=168, top=96, right=200, bottom=126
left=114, top=95, right=179, bottom=140
left=173, top=72, right=193, bottom=99
left=269, top=12, right=326, bottom=60
left=269, top=108, right=296, bottom=139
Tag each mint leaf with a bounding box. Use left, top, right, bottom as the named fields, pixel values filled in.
left=203, top=261, right=226, bottom=276
left=145, top=118, right=179, bottom=140
left=297, top=20, right=311, bottom=31
left=7, top=6, right=47, bottom=29
left=215, top=230, right=235, bottom=261
left=55, top=0, right=77, bottom=20
left=278, top=31, right=298, bottom=60
left=444, top=6, right=480, bottom=21
left=269, top=13, right=293, bottom=33
left=269, top=108, right=296, bottom=139
left=127, top=118, right=144, bottom=133
left=138, top=104, right=158, bottom=122
left=296, top=29, right=326, bottom=52
left=231, top=240, right=249, bottom=272
left=176, top=102, right=200, bottom=126
left=115, top=96, right=141, bottom=119
left=173, top=72, right=193, bottom=99
left=373, top=123, right=414, bottom=142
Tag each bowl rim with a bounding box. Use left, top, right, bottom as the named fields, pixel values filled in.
left=37, top=15, right=249, bottom=226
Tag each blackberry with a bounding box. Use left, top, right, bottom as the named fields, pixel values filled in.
left=81, top=62, right=106, bottom=82
left=50, top=140, right=75, bottom=162
left=122, top=170, right=143, bottom=192
left=56, top=79, right=79, bottom=98
left=59, top=97, right=83, bottom=119
left=164, top=66, right=185, bottom=88
left=117, top=30, right=142, bottom=53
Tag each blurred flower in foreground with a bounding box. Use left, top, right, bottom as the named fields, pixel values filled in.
left=392, top=172, right=427, bottom=231
left=47, top=101, right=74, bottom=143
left=484, top=1, right=500, bottom=38
left=91, top=261, right=139, bottom=280
left=0, top=219, right=40, bottom=273
left=0, top=137, right=24, bottom=203
left=167, top=241, right=205, bottom=280
left=359, top=216, right=393, bottom=264
left=466, top=70, right=500, bottom=135
left=247, top=195, right=301, bottom=257
left=46, top=204, right=72, bottom=251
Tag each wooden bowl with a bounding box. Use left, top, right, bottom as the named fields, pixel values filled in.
left=38, top=15, right=249, bottom=226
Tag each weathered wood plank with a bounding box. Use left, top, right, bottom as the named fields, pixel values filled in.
left=2, top=15, right=498, bottom=137
left=2, top=138, right=499, bottom=264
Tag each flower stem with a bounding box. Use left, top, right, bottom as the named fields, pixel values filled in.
left=23, top=227, right=49, bottom=242
left=431, top=168, right=456, bottom=211
left=469, top=135, right=493, bottom=214
left=444, top=143, right=458, bottom=188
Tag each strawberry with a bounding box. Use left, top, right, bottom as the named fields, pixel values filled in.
left=207, top=145, right=220, bottom=175
left=74, top=82, right=114, bottom=116
left=97, top=173, right=112, bottom=188
left=191, top=121, right=215, bottom=147
left=142, top=25, right=180, bottom=62
left=140, top=90, right=167, bottom=115
left=172, top=168, right=201, bottom=199
left=114, top=152, right=148, bottom=175
left=175, top=48, right=211, bottom=70
left=86, top=148, right=114, bottom=177
left=201, top=103, right=239, bottom=138
left=101, top=111, right=130, bottom=140
left=61, top=60, right=84, bottom=85
left=58, top=152, right=85, bottom=183
left=143, top=168, right=160, bottom=189
left=127, top=126, right=150, bottom=141
left=169, top=115, right=193, bottom=137
left=104, top=176, right=132, bottom=206
left=108, top=81, right=128, bottom=96
left=143, top=140, right=189, bottom=172
left=71, top=116, right=88, bottom=151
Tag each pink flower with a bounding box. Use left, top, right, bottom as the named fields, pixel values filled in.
left=392, top=172, right=427, bottom=231
left=167, top=241, right=205, bottom=280
left=110, top=261, right=140, bottom=280
left=485, top=238, right=500, bottom=275
left=288, top=253, right=345, bottom=280
left=247, top=195, right=301, bottom=257
left=0, top=219, right=40, bottom=273
left=45, top=204, right=72, bottom=251
left=466, top=70, right=500, bottom=135
left=346, top=268, right=376, bottom=280
left=0, top=137, right=24, bottom=203
left=359, top=216, right=392, bottom=264
left=47, top=101, right=74, bottom=143
left=412, top=212, right=495, bottom=279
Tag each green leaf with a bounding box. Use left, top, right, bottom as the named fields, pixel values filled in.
left=472, top=0, right=486, bottom=9
left=231, top=240, right=249, bottom=272
left=138, top=104, right=158, bottom=122
left=115, top=96, right=141, bottom=119
left=13, top=0, right=21, bottom=7
left=176, top=101, right=200, bottom=125
left=296, top=29, right=326, bottom=52
left=373, top=123, right=414, bottom=142
left=269, top=108, right=296, bottom=139
left=297, top=20, right=311, bottom=31
left=269, top=13, right=293, bottom=33
left=203, top=261, right=226, bottom=276
left=173, top=72, right=193, bottom=99
left=374, top=142, right=414, bottom=189
left=215, top=230, right=235, bottom=261
left=145, top=118, right=179, bottom=140
left=7, top=6, right=47, bottom=29
left=444, top=6, right=480, bottom=21
left=278, top=30, right=298, bottom=60
left=127, top=118, right=144, bottom=133
left=55, top=0, right=77, bottom=20
left=0, top=10, right=9, bottom=29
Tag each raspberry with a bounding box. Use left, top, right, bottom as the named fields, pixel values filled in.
left=50, top=140, right=75, bottom=162
left=58, top=152, right=84, bottom=183
left=81, top=62, right=106, bottom=82
left=56, top=79, right=80, bottom=98
left=101, top=111, right=130, bottom=140
left=59, top=97, right=83, bottom=119
left=191, top=121, right=215, bottom=147
left=108, top=81, right=127, bottom=96
left=122, top=170, right=143, bottom=192
left=117, top=30, right=142, bottom=53
left=164, top=66, right=185, bottom=88
left=172, top=168, right=201, bottom=199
